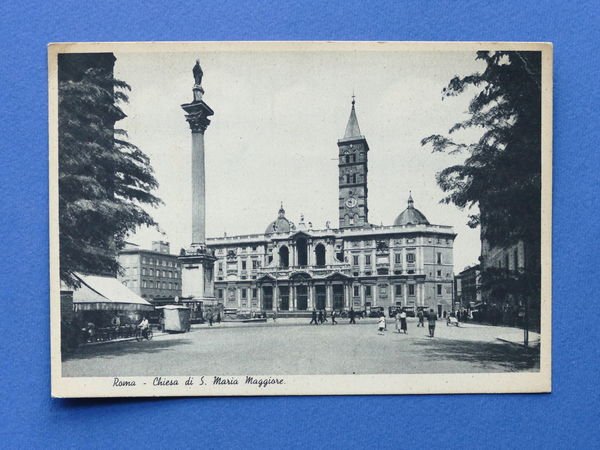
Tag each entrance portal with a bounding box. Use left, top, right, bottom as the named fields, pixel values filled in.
left=296, top=285, right=308, bottom=310
left=279, top=286, right=289, bottom=311
left=315, top=285, right=326, bottom=310
left=262, top=286, right=273, bottom=310
left=333, top=284, right=344, bottom=310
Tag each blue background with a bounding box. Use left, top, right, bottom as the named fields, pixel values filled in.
left=0, top=1, right=598, bottom=448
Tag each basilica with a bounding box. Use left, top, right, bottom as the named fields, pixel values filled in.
left=206, top=99, right=456, bottom=317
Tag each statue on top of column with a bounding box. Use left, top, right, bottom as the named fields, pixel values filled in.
left=193, top=59, right=203, bottom=86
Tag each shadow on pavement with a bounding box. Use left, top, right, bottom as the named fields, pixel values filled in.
left=413, top=338, right=540, bottom=371
left=63, top=338, right=193, bottom=362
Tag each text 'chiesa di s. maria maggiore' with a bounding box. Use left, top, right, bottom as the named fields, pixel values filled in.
left=179, top=60, right=456, bottom=317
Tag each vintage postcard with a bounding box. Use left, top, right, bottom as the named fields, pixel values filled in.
left=50, top=41, right=552, bottom=397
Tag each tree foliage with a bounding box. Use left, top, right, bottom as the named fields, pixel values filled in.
left=59, top=66, right=161, bottom=286
left=422, top=51, right=541, bottom=250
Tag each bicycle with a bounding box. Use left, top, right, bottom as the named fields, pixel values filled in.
left=135, top=327, right=154, bottom=342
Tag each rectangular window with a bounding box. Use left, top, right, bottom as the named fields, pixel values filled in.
left=241, top=261, right=247, bottom=270
left=143, top=280, right=147, bottom=288
left=395, top=285, right=402, bottom=297
left=365, top=255, right=371, bottom=265
left=149, top=269, right=154, bottom=276
left=353, top=255, right=359, bottom=266
left=365, top=286, right=372, bottom=297
left=406, top=253, right=415, bottom=263
left=408, top=284, right=415, bottom=296
left=394, top=253, right=402, bottom=264
left=252, top=288, right=257, bottom=298
left=142, top=268, right=147, bottom=276
left=217, top=289, right=223, bottom=299
left=514, top=250, right=519, bottom=270
left=142, top=257, right=146, bottom=264
left=241, top=289, right=247, bottom=299
left=437, top=252, right=442, bottom=264
left=437, top=284, right=442, bottom=295
left=437, top=270, right=442, bottom=277
left=353, top=286, right=360, bottom=297
left=252, top=260, right=259, bottom=269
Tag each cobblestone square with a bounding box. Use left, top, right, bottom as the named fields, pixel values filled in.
left=62, top=318, right=539, bottom=377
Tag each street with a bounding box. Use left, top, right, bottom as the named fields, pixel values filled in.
left=62, top=318, right=540, bottom=377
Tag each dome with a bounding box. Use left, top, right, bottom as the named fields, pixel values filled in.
left=394, top=193, right=430, bottom=226
left=265, top=203, right=294, bottom=235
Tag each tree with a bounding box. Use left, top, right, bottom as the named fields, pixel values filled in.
left=59, top=55, right=161, bottom=286
left=421, top=51, right=542, bottom=312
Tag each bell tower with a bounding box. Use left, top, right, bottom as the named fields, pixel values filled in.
left=337, top=96, right=369, bottom=228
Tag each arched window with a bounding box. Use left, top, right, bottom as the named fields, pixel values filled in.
left=315, top=243, right=326, bottom=267
left=296, top=237, right=308, bottom=266
left=278, top=246, right=289, bottom=268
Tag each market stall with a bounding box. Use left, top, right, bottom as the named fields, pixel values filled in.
left=156, top=305, right=191, bottom=333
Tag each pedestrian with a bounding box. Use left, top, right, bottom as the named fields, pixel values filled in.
left=417, top=309, right=424, bottom=327
left=318, top=310, right=324, bottom=324
left=427, top=308, right=437, bottom=337
left=323, top=309, right=328, bottom=323
left=377, top=315, right=386, bottom=335
left=400, top=309, right=408, bottom=334
left=216, top=311, right=221, bottom=324
left=207, top=309, right=213, bottom=326
left=395, top=310, right=402, bottom=333
left=331, top=309, right=337, bottom=325
left=273, top=310, right=277, bottom=322
left=310, top=308, right=318, bottom=325
left=349, top=307, right=356, bottom=324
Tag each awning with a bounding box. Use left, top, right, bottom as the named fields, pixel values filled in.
left=156, top=305, right=190, bottom=310
left=71, top=273, right=153, bottom=312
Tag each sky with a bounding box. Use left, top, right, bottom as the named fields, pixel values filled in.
left=114, top=46, right=486, bottom=272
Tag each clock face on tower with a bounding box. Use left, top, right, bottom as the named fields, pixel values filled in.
left=345, top=197, right=358, bottom=208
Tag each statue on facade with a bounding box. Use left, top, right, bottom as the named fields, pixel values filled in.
left=193, top=59, right=203, bottom=86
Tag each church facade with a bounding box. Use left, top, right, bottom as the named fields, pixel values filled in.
left=206, top=99, right=456, bottom=316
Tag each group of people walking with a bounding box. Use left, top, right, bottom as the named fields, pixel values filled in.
left=309, top=309, right=338, bottom=325
left=380, top=308, right=439, bottom=337
left=306, top=307, right=441, bottom=338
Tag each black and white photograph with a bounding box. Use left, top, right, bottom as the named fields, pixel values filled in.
left=49, top=42, right=551, bottom=397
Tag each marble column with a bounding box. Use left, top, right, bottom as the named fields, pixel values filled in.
left=179, top=62, right=217, bottom=300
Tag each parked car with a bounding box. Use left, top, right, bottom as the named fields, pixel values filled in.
left=367, top=306, right=385, bottom=317
left=340, top=308, right=366, bottom=319
left=403, top=306, right=416, bottom=317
